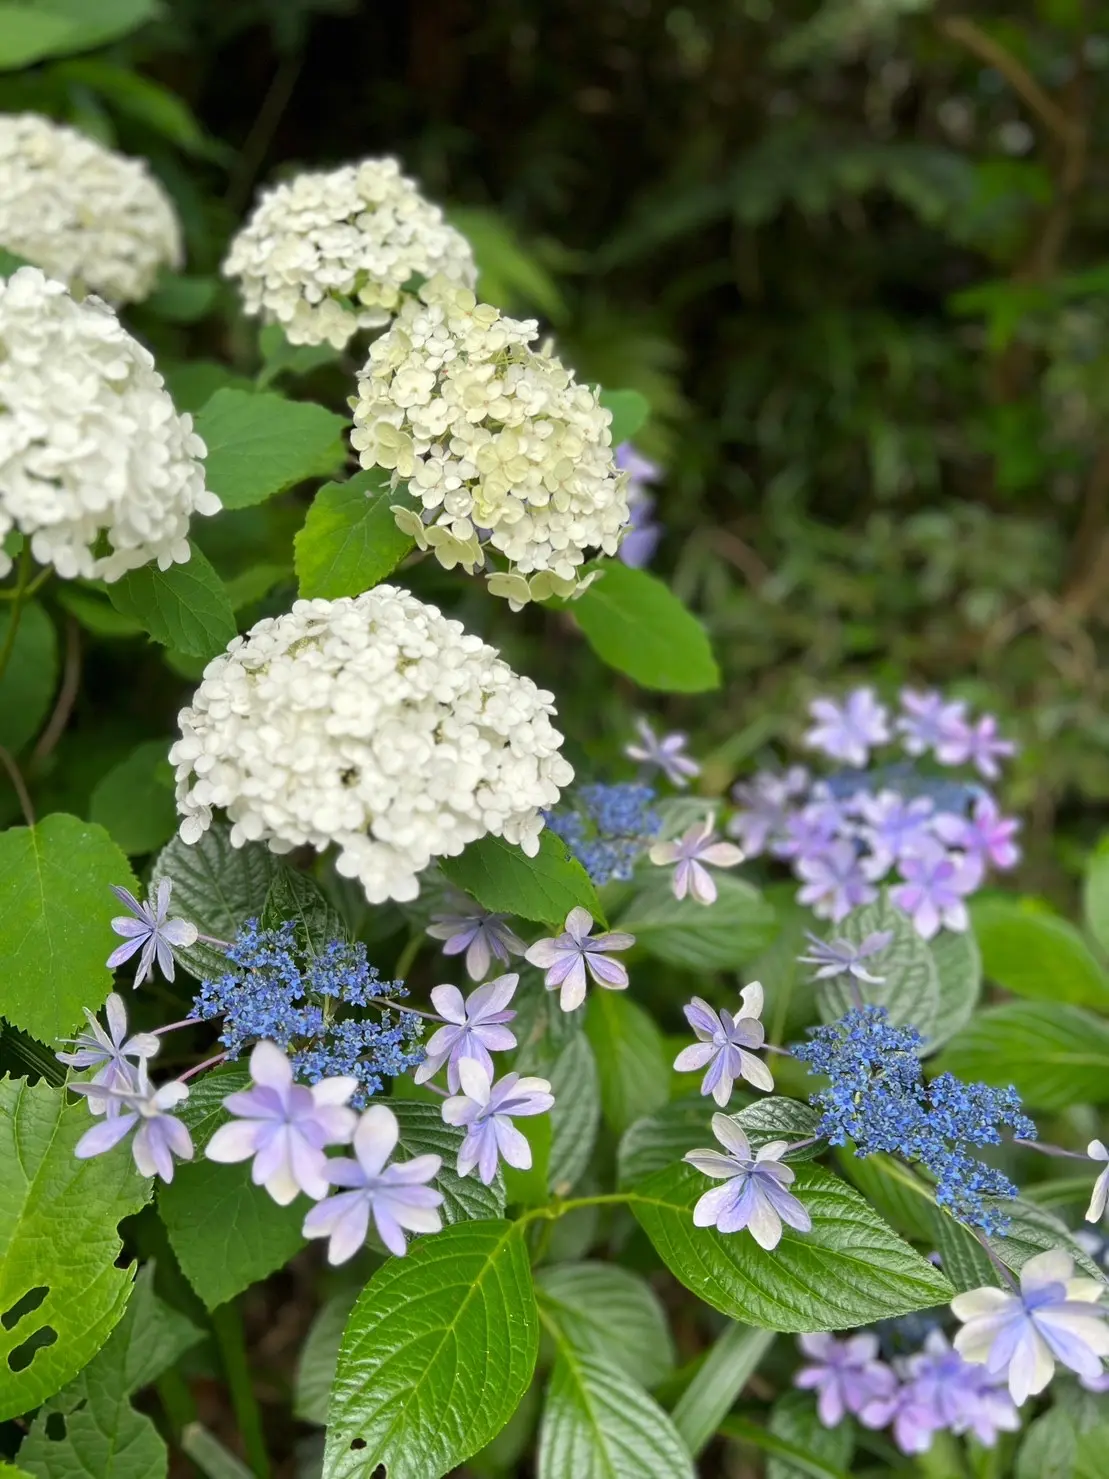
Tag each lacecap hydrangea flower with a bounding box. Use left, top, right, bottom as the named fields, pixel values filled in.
left=0, top=268, right=219, bottom=581
left=223, top=155, right=476, bottom=349
left=170, top=586, right=573, bottom=902
left=0, top=113, right=182, bottom=304
left=545, top=781, right=660, bottom=884
left=350, top=278, right=628, bottom=606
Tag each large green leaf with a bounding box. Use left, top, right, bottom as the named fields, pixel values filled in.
left=0, top=0, right=156, bottom=69
left=969, top=897, right=1109, bottom=1009
left=151, top=822, right=280, bottom=979
left=535, top=1262, right=675, bottom=1389
left=617, top=1098, right=713, bottom=1188
left=570, top=565, right=720, bottom=693
left=107, top=544, right=236, bottom=660
left=816, top=895, right=939, bottom=1038
left=0, top=1078, right=152, bottom=1420
left=294, top=470, right=415, bottom=599
left=732, top=1099, right=824, bottom=1159
left=599, top=388, right=650, bottom=444
left=720, top=1417, right=851, bottom=1479
left=537, top=1351, right=695, bottom=1479
left=671, top=1322, right=776, bottom=1457
left=16, top=1264, right=201, bottom=1479
left=440, top=828, right=602, bottom=928
left=1083, top=836, right=1109, bottom=959
left=936, top=1001, right=1109, bottom=1109
left=0, top=602, right=57, bottom=754
left=617, top=874, right=777, bottom=971
left=0, top=814, right=136, bottom=1040
left=630, top=1162, right=952, bottom=1332
left=390, top=1100, right=506, bottom=1224
left=323, top=1220, right=538, bottom=1479
left=294, top=1290, right=359, bottom=1426
left=585, top=990, right=669, bottom=1135
left=195, top=388, right=347, bottom=510
left=768, top=1394, right=854, bottom=1479
left=88, top=740, right=177, bottom=857
left=927, top=927, right=981, bottom=1049
left=544, top=1032, right=600, bottom=1195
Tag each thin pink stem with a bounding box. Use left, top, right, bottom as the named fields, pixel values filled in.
left=180, top=1052, right=227, bottom=1082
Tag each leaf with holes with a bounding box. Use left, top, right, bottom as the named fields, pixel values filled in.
left=390, top=1100, right=506, bottom=1224
left=631, top=1162, right=952, bottom=1332
left=151, top=822, right=280, bottom=979
left=537, top=1350, right=695, bottom=1479
left=194, top=388, right=347, bottom=509
left=536, top=1262, right=675, bottom=1389
left=294, top=470, right=415, bottom=598
left=322, top=1220, right=538, bottom=1479
left=440, top=829, right=602, bottom=929
left=570, top=565, right=719, bottom=693
left=0, top=1078, right=152, bottom=1421
left=816, top=895, right=939, bottom=1038
left=107, top=544, right=236, bottom=660
left=585, top=990, right=669, bottom=1135
left=0, top=814, right=136, bottom=1040
left=936, top=1002, right=1109, bottom=1110
left=617, top=874, right=777, bottom=971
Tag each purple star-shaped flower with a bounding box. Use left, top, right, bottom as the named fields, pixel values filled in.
left=56, top=992, right=160, bottom=1115
left=684, top=1115, right=811, bottom=1250
left=881, top=1329, right=1019, bottom=1453
left=889, top=840, right=982, bottom=939
left=442, top=1060, right=554, bottom=1185
left=858, top=1379, right=937, bottom=1455
left=794, top=1331, right=897, bottom=1427
left=771, top=794, right=848, bottom=862
left=796, top=839, right=878, bottom=923
left=301, top=1104, right=444, bottom=1263
left=728, top=767, right=810, bottom=857
left=649, top=814, right=743, bottom=905
left=107, top=879, right=198, bottom=986
left=413, top=974, right=519, bottom=1091
left=952, top=1249, right=1109, bottom=1405
left=524, top=907, right=636, bottom=1012
left=205, top=1039, right=358, bottom=1204
left=673, top=983, right=773, bottom=1105
left=426, top=908, right=525, bottom=983
left=935, top=713, right=1016, bottom=780
left=896, top=689, right=969, bottom=759
left=625, top=717, right=700, bottom=788
left=72, top=1062, right=193, bottom=1182
left=797, top=930, right=893, bottom=984
left=934, top=794, right=1021, bottom=871
left=804, top=689, right=891, bottom=768
left=856, top=790, right=936, bottom=880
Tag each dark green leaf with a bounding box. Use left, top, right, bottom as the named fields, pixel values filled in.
left=257, top=324, right=342, bottom=386
left=0, top=601, right=57, bottom=753
left=599, top=388, right=650, bottom=444
left=390, top=1100, right=506, bottom=1223
left=294, top=469, right=415, bottom=599
left=323, top=1220, right=538, bottom=1479
left=440, top=828, right=603, bottom=928
left=617, top=874, right=777, bottom=970
left=767, top=1391, right=854, bottom=1479
left=720, top=1415, right=851, bottom=1479
left=0, top=0, right=156, bottom=69
left=294, top=1289, right=359, bottom=1425
left=936, top=1002, right=1109, bottom=1109
left=195, top=388, right=347, bottom=510
left=570, top=565, right=720, bottom=693
left=671, top=1323, right=775, bottom=1456
left=817, top=895, right=939, bottom=1038
left=618, top=1097, right=713, bottom=1188
left=88, top=739, right=178, bottom=856
left=107, top=544, right=236, bottom=660
left=261, top=866, right=347, bottom=955
left=928, top=926, right=981, bottom=1049
left=545, top=1032, right=600, bottom=1194
left=535, top=1262, right=675, bottom=1389
left=585, top=990, right=669, bottom=1134
left=969, top=897, right=1109, bottom=1009
left=732, top=1098, right=823, bottom=1159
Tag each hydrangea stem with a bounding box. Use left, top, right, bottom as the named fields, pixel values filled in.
left=0, top=544, right=33, bottom=687
left=209, top=1300, right=270, bottom=1478
left=1014, top=1137, right=1093, bottom=1161
left=393, top=932, right=424, bottom=981
left=180, top=1051, right=227, bottom=1082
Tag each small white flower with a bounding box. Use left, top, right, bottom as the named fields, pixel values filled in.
left=1088, top=1140, right=1109, bottom=1223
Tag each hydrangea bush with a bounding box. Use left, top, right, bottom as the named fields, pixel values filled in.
left=1, top=19, right=1108, bottom=1479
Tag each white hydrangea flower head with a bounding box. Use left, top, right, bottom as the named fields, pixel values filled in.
left=169, top=586, right=575, bottom=903
left=0, top=113, right=182, bottom=304
left=222, top=155, right=477, bottom=349
left=0, top=268, right=219, bottom=582
left=350, top=279, right=629, bottom=606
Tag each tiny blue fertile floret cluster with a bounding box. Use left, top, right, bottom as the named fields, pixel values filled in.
left=545, top=781, right=661, bottom=884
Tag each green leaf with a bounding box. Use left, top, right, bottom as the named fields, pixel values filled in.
left=617, top=874, right=777, bottom=970
left=261, top=866, right=346, bottom=956
left=817, top=895, right=939, bottom=1038
left=195, top=388, right=348, bottom=510
left=617, top=1097, right=712, bottom=1187
left=0, top=246, right=31, bottom=276
left=535, top=1262, right=676, bottom=1389
left=599, top=388, right=650, bottom=444
left=927, top=926, right=981, bottom=1049
left=17, top=1264, right=201, bottom=1479
left=0, top=1078, right=152, bottom=1420
left=0, top=814, right=136, bottom=1040
left=151, top=822, right=280, bottom=979
left=53, top=59, right=213, bottom=156
left=721, top=1416, right=851, bottom=1479
left=585, top=990, right=669, bottom=1135
left=145, top=273, right=219, bottom=323
left=537, top=1351, right=695, bottom=1479
left=933, top=1211, right=997, bottom=1294
left=88, top=740, right=177, bottom=856
left=1016, top=1408, right=1077, bottom=1479
left=767, top=1391, right=854, bottom=1479
left=107, top=544, right=236, bottom=660
left=161, top=361, right=254, bottom=414
left=0, top=602, right=57, bottom=754
left=631, top=1162, right=952, bottom=1332
left=502, top=1112, right=552, bottom=1207
left=323, top=1220, right=538, bottom=1479
left=390, top=1100, right=506, bottom=1224
left=1083, top=835, right=1109, bottom=958
left=732, top=1098, right=824, bottom=1159
left=969, top=896, right=1109, bottom=1009
left=671, top=1323, right=775, bottom=1457
left=56, top=585, right=144, bottom=638
left=294, top=1290, right=358, bottom=1425
left=179, top=1426, right=256, bottom=1479
left=294, top=469, right=415, bottom=599
left=936, top=1002, right=1109, bottom=1109
left=158, top=1158, right=305, bottom=1311
left=447, top=207, right=567, bottom=323
left=0, top=0, right=155, bottom=68
left=257, top=324, right=342, bottom=387
left=988, top=1197, right=1106, bottom=1283
left=440, top=828, right=602, bottom=928
left=545, top=1032, right=600, bottom=1195
left=570, top=565, right=720, bottom=693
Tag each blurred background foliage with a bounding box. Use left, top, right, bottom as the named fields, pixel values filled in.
left=3, top=0, right=1108, bottom=905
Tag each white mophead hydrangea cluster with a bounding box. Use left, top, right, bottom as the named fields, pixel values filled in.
left=0, top=268, right=219, bottom=581
left=222, top=156, right=477, bottom=350
left=170, top=585, right=575, bottom=903
left=0, top=113, right=182, bottom=304
left=350, top=279, right=629, bottom=607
